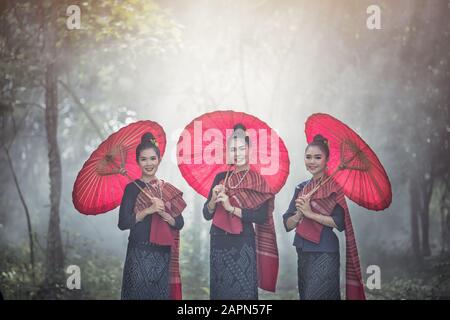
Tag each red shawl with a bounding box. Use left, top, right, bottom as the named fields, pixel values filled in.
left=296, top=176, right=366, bottom=300
left=133, top=180, right=186, bottom=300
left=212, top=170, right=279, bottom=292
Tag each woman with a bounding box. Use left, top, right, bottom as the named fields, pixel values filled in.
left=118, top=132, right=186, bottom=300
left=283, top=134, right=365, bottom=300
left=203, top=124, right=279, bottom=300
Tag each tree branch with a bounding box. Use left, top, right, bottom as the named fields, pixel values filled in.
left=0, top=134, right=36, bottom=284
left=58, top=80, right=105, bottom=140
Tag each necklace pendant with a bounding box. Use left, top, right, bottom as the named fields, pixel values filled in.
left=227, top=169, right=249, bottom=189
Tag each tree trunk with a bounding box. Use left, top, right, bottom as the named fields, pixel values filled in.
left=44, top=1, right=64, bottom=289
left=440, top=180, right=448, bottom=253
left=410, top=178, right=421, bottom=260
left=419, top=178, right=433, bottom=257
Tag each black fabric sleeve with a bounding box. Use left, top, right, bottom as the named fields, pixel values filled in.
left=118, top=184, right=137, bottom=231
left=241, top=201, right=269, bottom=224
left=330, top=204, right=345, bottom=232
left=170, top=214, right=185, bottom=230
left=202, top=202, right=215, bottom=221
left=202, top=173, right=225, bottom=221
left=282, top=187, right=301, bottom=232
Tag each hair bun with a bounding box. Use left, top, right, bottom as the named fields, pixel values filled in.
left=233, top=123, right=247, bottom=132
left=313, top=134, right=328, bottom=145
left=141, top=132, right=156, bottom=144
left=136, top=132, right=161, bottom=161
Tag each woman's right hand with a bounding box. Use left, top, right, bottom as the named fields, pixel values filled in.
left=211, top=184, right=225, bottom=202
left=136, top=198, right=165, bottom=222
left=208, top=184, right=225, bottom=211
left=286, top=209, right=304, bottom=231
left=148, top=198, right=165, bottom=214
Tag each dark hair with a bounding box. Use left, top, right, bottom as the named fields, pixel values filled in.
left=136, top=132, right=160, bottom=162
left=228, top=123, right=250, bottom=146
left=306, top=134, right=329, bottom=159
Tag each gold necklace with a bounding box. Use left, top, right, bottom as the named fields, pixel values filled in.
left=227, top=169, right=250, bottom=189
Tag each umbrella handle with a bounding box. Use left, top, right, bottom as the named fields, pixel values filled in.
left=107, top=158, right=156, bottom=202
left=305, top=147, right=368, bottom=199
left=129, top=178, right=155, bottom=202
left=305, top=145, right=368, bottom=199
left=222, top=165, right=233, bottom=190
left=303, top=167, right=341, bottom=199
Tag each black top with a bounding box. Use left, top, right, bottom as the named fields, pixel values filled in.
left=118, top=180, right=184, bottom=246
left=203, top=172, right=269, bottom=237
left=282, top=180, right=345, bottom=252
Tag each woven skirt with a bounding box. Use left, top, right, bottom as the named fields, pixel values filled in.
left=121, top=242, right=170, bottom=300
left=297, top=249, right=341, bottom=300
left=210, top=235, right=258, bottom=300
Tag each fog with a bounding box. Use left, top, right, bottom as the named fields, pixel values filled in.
left=1, top=0, right=448, bottom=299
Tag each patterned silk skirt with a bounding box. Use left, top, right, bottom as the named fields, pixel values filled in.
left=210, top=234, right=258, bottom=300
left=297, top=249, right=341, bottom=300
left=121, top=242, right=171, bottom=300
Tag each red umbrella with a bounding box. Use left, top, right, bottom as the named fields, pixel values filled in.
left=304, top=113, right=392, bottom=211
left=72, top=120, right=166, bottom=215
left=177, top=110, right=290, bottom=197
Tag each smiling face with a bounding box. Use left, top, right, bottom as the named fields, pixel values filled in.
left=304, top=145, right=328, bottom=177
left=229, top=137, right=249, bottom=167
left=137, top=148, right=160, bottom=177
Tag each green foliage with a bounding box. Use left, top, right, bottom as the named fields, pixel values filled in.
left=0, top=242, right=42, bottom=299
left=2, top=232, right=450, bottom=300
left=62, top=233, right=123, bottom=299
left=368, top=278, right=434, bottom=300
left=58, top=0, right=183, bottom=80
left=61, top=0, right=182, bottom=51
left=366, top=253, right=450, bottom=300
left=0, top=0, right=183, bottom=114
left=0, top=237, right=122, bottom=300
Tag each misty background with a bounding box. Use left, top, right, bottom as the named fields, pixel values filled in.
left=0, top=0, right=449, bottom=299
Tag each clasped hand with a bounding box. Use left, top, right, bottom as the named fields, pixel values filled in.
left=138, top=197, right=170, bottom=222
left=211, top=184, right=233, bottom=213
left=295, top=196, right=313, bottom=219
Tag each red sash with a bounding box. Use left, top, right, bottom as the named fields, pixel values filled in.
left=212, top=170, right=279, bottom=292
left=134, top=180, right=186, bottom=300
left=296, top=176, right=366, bottom=300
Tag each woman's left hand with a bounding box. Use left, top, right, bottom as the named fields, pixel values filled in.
left=216, top=191, right=233, bottom=212
left=159, top=211, right=175, bottom=225
left=158, top=210, right=169, bottom=219
left=297, top=196, right=314, bottom=218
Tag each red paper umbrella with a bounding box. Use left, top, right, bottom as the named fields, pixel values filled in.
left=304, top=113, right=392, bottom=211
left=72, top=120, right=166, bottom=215
left=177, top=110, right=290, bottom=197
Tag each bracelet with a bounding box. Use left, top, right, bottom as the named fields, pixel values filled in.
left=295, top=211, right=302, bottom=222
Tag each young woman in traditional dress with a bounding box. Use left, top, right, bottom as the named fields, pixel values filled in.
left=283, top=134, right=365, bottom=300
left=203, top=124, right=279, bottom=300
left=118, top=132, right=186, bottom=300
